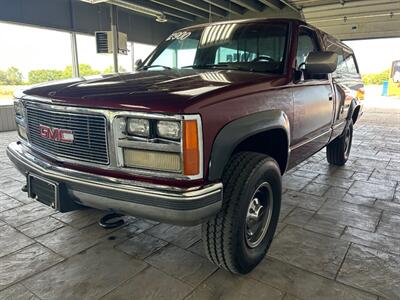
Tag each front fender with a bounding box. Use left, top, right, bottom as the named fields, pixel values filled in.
left=208, top=110, right=290, bottom=181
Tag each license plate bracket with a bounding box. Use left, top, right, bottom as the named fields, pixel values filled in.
left=27, top=174, right=59, bottom=209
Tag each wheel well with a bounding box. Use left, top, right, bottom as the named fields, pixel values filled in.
left=352, top=106, right=361, bottom=124
left=232, top=129, right=288, bottom=174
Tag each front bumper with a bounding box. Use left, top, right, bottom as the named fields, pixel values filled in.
left=6, top=142, right=223, bottom=225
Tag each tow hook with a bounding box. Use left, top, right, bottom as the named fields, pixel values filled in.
left=99, top=213, right=125, bottom=229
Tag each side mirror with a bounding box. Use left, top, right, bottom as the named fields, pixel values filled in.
left=305, top=51, right=338, bottom=74
left=134, top=59, right=143, bottom=70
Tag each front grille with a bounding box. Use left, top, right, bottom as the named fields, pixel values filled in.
left=26, top=103, right=109, bottom=165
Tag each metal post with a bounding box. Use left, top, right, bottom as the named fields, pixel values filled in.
left=110, top=5, right=119, bottom=73
left=70, top=32, right=80, bottom=77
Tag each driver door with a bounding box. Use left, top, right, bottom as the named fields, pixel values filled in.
left=289, top=26, right=334, bottom=167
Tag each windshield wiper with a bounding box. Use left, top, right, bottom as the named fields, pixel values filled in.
left=181, top=64, right=258, bottom=72
left=141, top=65, right=172, bottom=70
left=181, top=64, right=228, bottom=69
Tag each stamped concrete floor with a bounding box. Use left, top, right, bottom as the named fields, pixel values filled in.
left=0, top=96, right=399, bottom=300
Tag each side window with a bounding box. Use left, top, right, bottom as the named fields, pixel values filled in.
left=344, top=53, right=358, bottom=74
left=325, top=40, right=349, bottom=78
left=296, top=27, right=319, bottom=69
left=333, top=48, right=348, bottom=77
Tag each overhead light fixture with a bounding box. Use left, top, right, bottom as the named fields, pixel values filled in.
left=80, top=0, right=108, bottom=3
left=81, top=0, right=168, bottom=23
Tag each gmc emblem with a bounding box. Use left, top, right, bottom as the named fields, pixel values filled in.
left=39, top=124, right=74, bottom=143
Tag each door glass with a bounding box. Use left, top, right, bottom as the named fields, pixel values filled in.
left=344, top=54, right=358, bottom=74
left=296, top=28, right=318, bottom=69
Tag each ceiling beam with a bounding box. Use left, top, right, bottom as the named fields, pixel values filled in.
left=336, top=30, right=400, bottom=40
left=303, top=0, right=397, bottom=13
left=176, top=0, right=228, bottom=18
left=150, top=0, right=209, bottom=19
left=230, top=0, right=265, bottom=12
left=319, top=20, right=400, bottom=40
left=305, top=3, right=400, bottom=20
left=133, top=0, right=196, bottom=21
left=309, top=13, right=400, bottom=27
left=258, top=0, right=285, bottom=10
left=202, top=0, right=247, bottom=15
left=308, top=11, right=400, bottom=25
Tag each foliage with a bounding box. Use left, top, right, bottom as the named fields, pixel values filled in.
left=103, top=65, right=127, bottom=74
left=28, top=69, right=65, bottom=84
left=362, top=69, right=390, bottom=85
left=63, top=64, right=101, bottom=78
left=0, top=67, right=23, bottom=85
left=28, top=64, right=101, bottom=84
left=0, top=86, right=14, bottom=97
left=1, top=64, right=110, bottom=86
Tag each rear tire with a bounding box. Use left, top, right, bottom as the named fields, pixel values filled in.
left=326, top=120, right=353, bottom=166
left=202, top=152, right=281, bottom=274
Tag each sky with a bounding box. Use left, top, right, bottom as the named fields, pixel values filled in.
left=0, top=21, right=399, bottom=79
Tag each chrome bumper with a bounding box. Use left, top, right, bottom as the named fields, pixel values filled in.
left=6, top=142, right=223, bottom=225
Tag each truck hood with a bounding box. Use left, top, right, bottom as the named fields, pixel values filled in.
left=23, top=69, right=281, bottom=113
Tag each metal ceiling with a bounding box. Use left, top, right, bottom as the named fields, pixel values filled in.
left=2, top=0, right=398, bottom=41
left=88, top=0, right=289, bottom=23
left=285, top=0, right=400, bottom=40
left=85, top=0, right=400, bottom=40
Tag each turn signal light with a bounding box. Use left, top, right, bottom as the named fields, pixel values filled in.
left=356, top=88, right=365, bottom=100
left=123, top=149, right=181, bottom=172
left=183, top=120, right=200, bottom=176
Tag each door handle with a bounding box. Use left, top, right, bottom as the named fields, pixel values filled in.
left=328, top=94, right=333, bottom=101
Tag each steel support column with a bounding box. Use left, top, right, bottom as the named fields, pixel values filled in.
left=70, top=32, right=80, bottom=77
left=110, top=4, right=119, bottom=73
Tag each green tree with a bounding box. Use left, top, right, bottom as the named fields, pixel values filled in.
left=28, top=64, right=102, bottom=84
left=28, top=69, right=65, bottom=84
left=0, top=67, right=23, bottom=85
left=362, top=69, right=390, bottom=85
left=0, top=70, right=6, bottom=85
left=103, top=65, right=127, bottom=74
left=63, top=64, right=101, bottom=77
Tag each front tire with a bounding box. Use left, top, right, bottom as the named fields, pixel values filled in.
left=202, top=152, right=281, bottom=274
left=326, top=120, right=353, bottom=166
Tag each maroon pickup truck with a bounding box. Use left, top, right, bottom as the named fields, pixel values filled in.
left=7, top=18, right=363, bottom=274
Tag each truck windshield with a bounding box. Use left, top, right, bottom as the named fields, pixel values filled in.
left=142, top=22, right=289, bottom=74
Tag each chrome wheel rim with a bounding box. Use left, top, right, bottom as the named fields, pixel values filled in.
left=245, top=182, right=273, bottom=248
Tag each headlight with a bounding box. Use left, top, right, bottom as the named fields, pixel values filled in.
left=127, top=118, right=149, bottom=137
left=157, top=121, right=181, bottom=140
left=114, top=114, right=203, bottom=179
left=14, top=100, right=24, bottom=119
left=14, top=99, right=27, bottom=140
